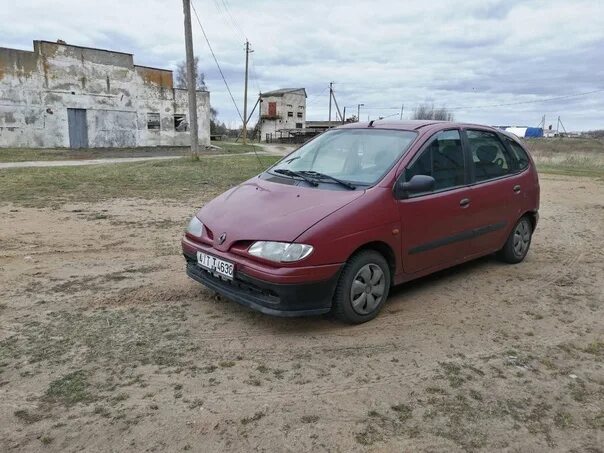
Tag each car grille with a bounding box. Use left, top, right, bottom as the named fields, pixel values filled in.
left=186, top=259, right=280, bottom=305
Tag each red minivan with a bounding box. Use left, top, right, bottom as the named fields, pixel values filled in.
left=182, top=120, right=539, bottom=323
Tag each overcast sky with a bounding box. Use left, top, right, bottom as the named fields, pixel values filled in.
left=2, top=0, right=603, bottom=130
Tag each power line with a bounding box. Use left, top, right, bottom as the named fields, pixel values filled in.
left=448, top=89, right=604, bottom=110
left=190, top=2, right=266, bottom=168
left=359, top=106, right=401, bottom=110
left=220, top=0, right=247, bottom=41
left=249, top=51, right=262, bottom=93
left=190, top=1, right=243, bottom=122
left=306, top=86, right=330, bottom=105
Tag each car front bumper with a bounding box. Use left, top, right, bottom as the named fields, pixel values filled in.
left=182, top=238, right=342, bottom=317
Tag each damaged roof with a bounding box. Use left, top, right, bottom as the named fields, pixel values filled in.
left=260, top=88, right=307, bottom=98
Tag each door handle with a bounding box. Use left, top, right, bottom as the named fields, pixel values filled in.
left=459, top=198, right=470, bottom=207
left=513, top=185, right=521, bottom=193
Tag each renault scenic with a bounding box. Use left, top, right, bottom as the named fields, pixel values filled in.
left=182, top=120, right=539, bottom=324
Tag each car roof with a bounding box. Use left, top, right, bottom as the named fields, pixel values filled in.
left=335, top=119, right=498, bottom=132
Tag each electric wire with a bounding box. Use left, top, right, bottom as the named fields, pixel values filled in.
left=248, top=50, right=261, bottom=93
left=363, top=89, right=603, bottom=112
left=221, top=0, right=248, bottom=41
left=191, top=1, right=243, bottom=122
left=447, top=89, right=604, bottom=110
left=191, top=1, right=265, bottom=168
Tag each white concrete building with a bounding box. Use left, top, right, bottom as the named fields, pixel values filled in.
left=258, top=88, right=306, bottom=141
left=0, top=40, right=210, bottom=148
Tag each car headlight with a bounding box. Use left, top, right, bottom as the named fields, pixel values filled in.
left=186, top=216, right=204, bottom=237
left=248, top=241, right=313, bottom=263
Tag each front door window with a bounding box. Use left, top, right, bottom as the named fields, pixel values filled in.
left=405, top=129, right=465, bottom=192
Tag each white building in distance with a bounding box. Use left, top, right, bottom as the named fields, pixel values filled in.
left=0, top=40, right=210, bottom=148
left=258, top=88, right=306, bottom=142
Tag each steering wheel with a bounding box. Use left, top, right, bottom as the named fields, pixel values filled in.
left=495, top=157, right=505, bottom=167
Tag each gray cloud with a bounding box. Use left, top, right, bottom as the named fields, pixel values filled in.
left=1, top=0, right=603, bottom=130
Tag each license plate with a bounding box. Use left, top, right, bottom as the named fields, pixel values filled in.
left=197, top=251, right=234, bottom=280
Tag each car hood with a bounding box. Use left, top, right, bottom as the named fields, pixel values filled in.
left=197, top=177, right=364, bottom=250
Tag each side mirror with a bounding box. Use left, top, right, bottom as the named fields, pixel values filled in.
left=395, top=175, right=435, bottom=199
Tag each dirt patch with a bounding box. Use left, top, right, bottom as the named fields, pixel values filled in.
left=0, top=174, right=603, bottom=451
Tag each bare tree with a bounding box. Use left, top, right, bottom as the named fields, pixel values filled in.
left=175, top=57, right=207, bottom=90
left=209, top=107, right=229, bottom=135
left=413, top=103, right=454, bottom=121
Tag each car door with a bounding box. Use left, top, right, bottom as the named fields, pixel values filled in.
left=463, top=129, right=528, bottom=257
left=397, top=129, right=475, bottom=274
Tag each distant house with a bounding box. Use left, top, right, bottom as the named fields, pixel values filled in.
left=258, top=88, right=306, bottom=142
left=305, top=120, right=344, bottom=132
left=498, top=126, right=544, bottom=138
left=0, top=40, right=211, bottom=148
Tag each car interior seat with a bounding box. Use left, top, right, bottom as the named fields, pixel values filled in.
left=433, top=143, right=464, bottom=189
left=475, top=145, right=504, bottom=180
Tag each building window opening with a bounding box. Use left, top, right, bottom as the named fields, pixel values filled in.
left=174, top=114, right=188, bottom=132
left=288, top=111, right=293, bottom=117
left=295, top=123, right=303, bottom=129
left=297, top=112, right=303, bottom=118
left=147, top=113, right=160, bottom=130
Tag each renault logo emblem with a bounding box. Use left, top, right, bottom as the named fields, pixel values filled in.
left=218, top=233, right=227, bottom=245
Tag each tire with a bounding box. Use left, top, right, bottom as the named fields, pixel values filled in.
left=332, top=250, right=391, bottom=324
left=497, top=216, right=533, bottom=264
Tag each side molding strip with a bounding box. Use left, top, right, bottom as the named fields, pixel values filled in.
left=409, top=221, right=506, bottom=255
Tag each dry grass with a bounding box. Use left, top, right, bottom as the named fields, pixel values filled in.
left=523, top=137, right=604, bottom=177
left=0, top=155, right=279, bottom=207
left=0, top=142, right=261, bottom=162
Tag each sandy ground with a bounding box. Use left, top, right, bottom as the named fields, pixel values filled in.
left=0, top=174, right=602, bottom=452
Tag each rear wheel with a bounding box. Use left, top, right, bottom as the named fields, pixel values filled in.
left=332, top=250, right=391, bottom=324
left=498, top=216, right=533, bottom=263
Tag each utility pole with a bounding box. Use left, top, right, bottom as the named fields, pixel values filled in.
left=328, top=82, right=333, bottom=122
left=538, top=114, right=545, bottom=129
left=242, top=40, right=251, bottom=144
left=557, top=116, right=567, bottom=135
left=400, top=104, right=404, bottom=120
left=342, top=106, right=346, bottom=124
left=182, top=0, right=199, bottom=156
left=357, top=103, right=364, bottom=122
left=331, top=89, right=342, bottom=122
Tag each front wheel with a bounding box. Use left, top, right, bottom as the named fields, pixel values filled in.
left=498, top=216, right=533, bottom=264
left=332, top=250, right=391, bottom=324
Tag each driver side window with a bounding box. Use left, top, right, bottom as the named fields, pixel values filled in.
left=405, top=129, right=465, bottom=191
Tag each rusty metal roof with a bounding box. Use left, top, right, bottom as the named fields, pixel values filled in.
left=260, top=88, right=307, bottom=98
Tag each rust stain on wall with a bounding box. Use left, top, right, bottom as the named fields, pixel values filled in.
left=136, top=66, right=173, bottom=89
left=0, top=49, right=38, bottom=78
left=1, top=39, right=210, bottom=148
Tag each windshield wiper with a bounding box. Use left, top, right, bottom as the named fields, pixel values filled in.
left=273, top=168, right=319, bottom=186
left=299, top=171, right=356, bottom=190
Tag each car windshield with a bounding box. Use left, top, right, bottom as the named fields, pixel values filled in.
left=269, top=129, right=417, bottom=186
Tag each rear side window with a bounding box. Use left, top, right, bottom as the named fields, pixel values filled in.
left=504, top=138, right=530, bottom=170
left=406, top=130, right=465, bottom=191
left=466, top=130, right=518, bottom=182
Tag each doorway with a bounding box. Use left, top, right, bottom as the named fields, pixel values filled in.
left=67, top=108, right=88, bottom=148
